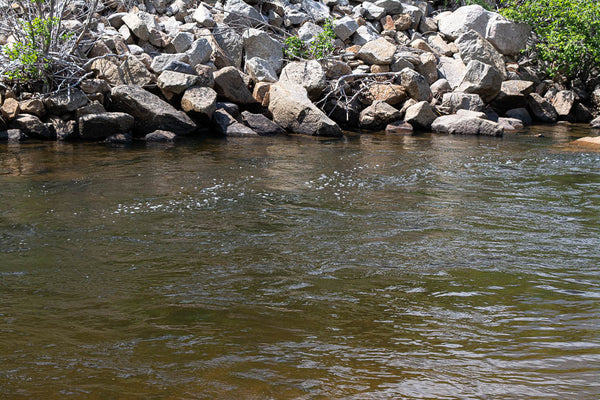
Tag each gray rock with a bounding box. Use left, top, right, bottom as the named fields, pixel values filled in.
left=284, top=5, right=308, bottom=26
left=527, top=93, right=558, bottom=123
left=427, top=35, right=453, bottom=57
left=145, top=130, right=177, bottom=142
left=105, top=133, right=133, bottom=144
left=456, top=60, right=502, bottom=102
left=268, top=82, right=342, bottom=137
left=110, top=85, right=197, bottom=135
left=549, top=90, right=576, bottom=118
left=213, top=66, right=256, bottom=105
left=0, top=129, right=27, bottom=141
left=400, top=68, right=432, bottom=102
left=485, top=18, right=530, bottom=56
left=243, top=28, right=283, bottom=73
left=163, top=60, right=197, bottom=75
left=212, top=23, right=243, bottom=68
left=416, top=52, right=438, bottom=85
left=172, top=32, right=194, bottom=53
left=404, top=101, right=437, bottom=130
left=590, top=116, right=600, bottom=129
left=333, top=16, right=359, bottom=41
left=298, top=22, right=324, bottom=43
left=192, top=3, right=215, bottom=27
left=430, top=78, right=452, bottom=98
left=438, top=5, right=491, bottom=40
left=353, top=25, right=379, bottom=46
left=187, top=38, right=213, bottom=67
left=491, top=80, right=535, bottom=112
left=245, top=57, right=278, bottom=83
left=374, top=0, right=403, bottom=14
left=150, top=53, right=190, bottom=73
left=505, top=108, right=532, bottom=125
left=90, top=55, right=154, bottom=86
left=437, top=56, right=466, bottom=89
left=79, top=112, right=135, bottom=140
left=279, top=60, right=327, bottom=99
left=122, top=12, right=152, bottom=41
left=157, top=71, right=199, bottom=95
left=242, top=111, right=286, bottom=135
left=456, top=30, right=507, bottom=80
left=359, top=100, right=402, bottom=130
left=432, top=114, right=503, bottom=136
left=9, top=114, right=54, bottom=139
left=48, top=117, right=77, bottom=141
left=181, top=86, right=217, bottom=121
left=358, top=37, right=396, bottom=65
left=223, top=0, right=265, bottom=27
left=44, top=89, right=88, bottom=115
left=362, top=2, right=386, bottom=20
left=213, top=109, right=258, bottom=137
left=441, top=92, right=485, bottom=113
left=419, top=16, right=437, bottom=33
left=497, top=117, right=524, bottom=130
left=401, top=4, right=422, bottom=30
left=302, top=0, right=330, bottom=22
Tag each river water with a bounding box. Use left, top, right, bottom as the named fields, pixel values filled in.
left=1, top=125, right=599, bottom=399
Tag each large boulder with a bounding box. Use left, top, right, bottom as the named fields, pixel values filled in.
left=213, top=67, right=256, bottom=105
left=333, top=16, right=359, bottom=41
left=505, top=108, right=532, bottom=126
left=279, top=60, right=327, bottom=99
left=527, top=93, right=558, bottom=123
left=438, top=5, right=492, bottom=40
left=404, top=101, right=437, bottom=130
left=485, top=18, right=531, bottom=56
left=211, top=23, right=243, bottom=68
left=456, top=30, right=507, bottom=80
left=242, top=29, right=283, bottom=73
left=268, top=82, right=342, bottom=137
left=491, top=80, right=535, bottom=112
left=357, top=37, right=396, bottom=65
left=157, top=71, right=199, bottom=95
left=301, top=0, right=330, bottom=23
left=241, top=111, right=286, bottom=136
left=121, top=12, right=158, bottom=41
left=181, top=86, right=217, bottom=122
left=245, top=57, right=278, bottom=83
left=400, top=68, right=432, bottom=102
left=213, top=109, right=258, bottom=137
left=456, top=60, right=502, bottom=102
left=1, top=98, right=19, bottom=121
left=90, top=55, right=154, bottom=86
left=9, top=114, right=54, bottom=139
left=548, top=90, right=576, bottom=119
left=359, top=100, right=402, bottom=130
left=441, top=92, right=485, bottom=113
left=223, top=0, right=265, bottom=27
left=192, top=3, right=215, bottom=27
left=110, top=85, right=197, bottom=136
left=437, top=57, right=466, bottom=89
left=186, top=38, right=213, bottom=67
left=79, top=112, right=134, bottom=140
left=432, top=114, right=503, bottom=136
left=44, top=89, right=88, bottom=115
left=363, top=84, right=407, bottom=106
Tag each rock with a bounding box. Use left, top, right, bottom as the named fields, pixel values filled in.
left=150, top=53, right=190, bottom=73
left=427, top=34, right=453, bottom=57
left=301, top=0, right=330, bottom=23
left=213, top=67, right=256, bottom=105
left=573, top=103, right=593, bottom=123
left=505, top=108, right=532, bottom=126
left=79, top=112, right=135, bottom=140
left=322, top=59, right=352, bottom=79
left=19, top=99, right=45, bottom=118
left=223, top=0, right=265, bottom=27
left=0, top=116, right=6, bottom=131
left=438, top=5, right=491, bottom=40
left=527, top=93, right=558, bottom=123
left=456, top=60, right=502, bottom=102
left=268, top=82, right=342, bottom=137
left=419, top=16, right=438, bottom=33
left=363, top=2, right=386, bottom=20
left=192, top=3, right=215, bottom=27
left=497, top=117, right=524, bottom=130
left=80, top=79, right=111, bottom=94
left=411, top=38, right=434, bottom=53
left=245, top=57, right=278, bottom=83
left=385, top=120, right=413, bottom=135
left=90, top=55, right=154, bottom=86
left=430, top=79, right=452, bottom=98
left=1, top=98, right=20, bottom=120
left=590, top=116, right=600, bottom=129
left=213, top=109, right=258, bottom=137
left=400, top=68, right=432, bottom=102
left=279, top=60, right=327, bottom=99
left=241, top=111, right=286, bottom=135
left=404, top=101, right=437, bottom=130
left=105, top=133, right=133, bottom=144
left=334, top=16, right=359, bottom=41
left=353, top=25, right=379, bottom=46
left=298, top=22, right=324, bottom=43
left=456, top=30, right=507, bottom=80
left=363, top=84, right=407, bottom=106
left=44, top=89, right=88, bottom=115
left=416, top=52, right=438, bottom=85
left=401, top=4, right=423, bottom=29
left=432, top=114, right=503, bottom=136
left=441, top=92, right=485, bottom=113
left=456, top=109, right=488, bottom=119
left=374, top=0, right=403, bottom=15
left=122, top=12, right=152, bottom=41
left=148, top=29, right=170, bottom=48
left=216, top=102, right=241, bottom=121
left=48, top=117, right=77, bottom=141
left=172, top=32, right=194, bottom=53
left=242, top=28, right=283, bottom=73
left=181, top=86, right=217, bottom=121
left=358, top=37, right=396, bottom=65
left=163, top=60, right=197, bottom=76
left=145, top=130, right=177, bottom=142
left=283, top=4, right=308, bottom=26
left=212, top=23, right=243, bottom=69
left=485, top=18, right=530, bottom=56
left=491, top=80, right=535, bottom=112
left=0, top=129, right=26, bottom=141
left=253, top=82, right=272, bottom=107
left=110, top=85, right=197, bottom=136
left=187, top=38, right=213, bottom=67
left=549, top=90, right=576, bottom=118
left=9, top=114, right=54, bottom=140
left=359, top=100, right=402, bottom=130
left=157, top=71, right=199, bottom=95
left=76, top=102, right=106, bottom=119
left=437, top=56, right=466, bottom=89
left=571, top=136, right=600, bottom=148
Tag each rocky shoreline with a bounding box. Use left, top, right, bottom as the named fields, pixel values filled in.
left=1, top=0, right=600, bottom=144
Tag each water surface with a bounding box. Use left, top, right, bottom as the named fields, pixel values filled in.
left=1, top=126, right=599, bottom=398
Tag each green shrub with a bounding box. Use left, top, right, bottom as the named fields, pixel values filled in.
left=283, top=19, right=336, bottom=60
left=500, top=0, right=600, bottom=81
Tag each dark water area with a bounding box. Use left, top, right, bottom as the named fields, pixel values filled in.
left=1, top=125, right=599, bottom=399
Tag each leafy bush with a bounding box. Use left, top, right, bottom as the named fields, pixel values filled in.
left=500, top=0, right=600, bottom=81
left=283, top=19, right=336, bottom=60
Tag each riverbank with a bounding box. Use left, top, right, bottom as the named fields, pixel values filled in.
left=1, top=1, right=600, bottom=144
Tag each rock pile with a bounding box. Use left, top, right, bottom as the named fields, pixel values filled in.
left=0, top=1, right=598, bottom=142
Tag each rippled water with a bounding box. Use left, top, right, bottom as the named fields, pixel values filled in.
left=1, top=126, right=599, bottom=399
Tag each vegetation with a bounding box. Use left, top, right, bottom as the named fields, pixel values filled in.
left=500, top=0, right=600, bottom=82
left=283, top=19, right=336, bottom=60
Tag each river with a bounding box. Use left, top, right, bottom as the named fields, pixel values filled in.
left=1, top=125, right=599, bottom=399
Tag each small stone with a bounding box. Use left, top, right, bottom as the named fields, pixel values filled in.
left=145, top=130, right=177, bottom=142
left=386, top=120, right=413, bottom=135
